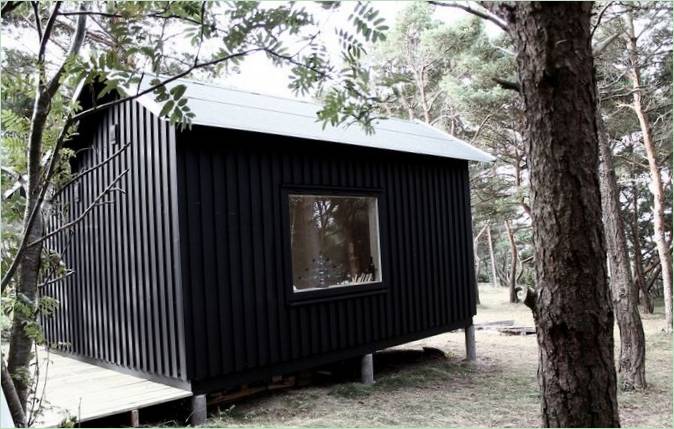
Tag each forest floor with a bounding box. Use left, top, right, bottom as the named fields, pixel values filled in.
left=203, top=285, right=672, bottom=428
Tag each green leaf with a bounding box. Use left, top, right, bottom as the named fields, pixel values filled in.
left=170, top=84, right=187, bottom=100
left=159, top=100, right=175, bottom=117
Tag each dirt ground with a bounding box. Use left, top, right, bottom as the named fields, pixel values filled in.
left=203, top=285, right=673, bottom=428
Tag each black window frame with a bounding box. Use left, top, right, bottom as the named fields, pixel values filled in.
left=280, top=185, right=389, bottom=305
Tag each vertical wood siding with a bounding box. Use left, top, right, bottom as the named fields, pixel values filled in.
left=176, top=127, right=477, bottom=389
left=41, top=100, right=187, bottom=383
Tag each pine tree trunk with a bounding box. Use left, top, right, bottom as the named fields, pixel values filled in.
left=498, top=2, right=620, bottom=426
left=487, top=226, right=498, bottom=289
left=473, top=245, right=481, bottom=305
left=623, top=11, right=673, bottom=333
left=504, top=220, right=519, bottom=303
left=473, top=225, right=488, bottom=305
left=630, top=181, right=654, bottom=314
left=597, top=105, right=646, bottom=390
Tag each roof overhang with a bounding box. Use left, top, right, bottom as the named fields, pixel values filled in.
left=127, top=76, right=496, bottom=163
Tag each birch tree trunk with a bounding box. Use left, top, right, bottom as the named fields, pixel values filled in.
left=623, top=11, right=673, bottom=333
left=597, top=105, right=646, bottom=390
left=495, top=2, right=620, bottom=426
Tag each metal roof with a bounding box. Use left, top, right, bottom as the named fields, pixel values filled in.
left=133, top=77, right=495, bottom=162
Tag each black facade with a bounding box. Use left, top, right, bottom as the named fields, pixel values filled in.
left=42, top=97, right=477, bottom=393
left=42, top=98, right=187, bottom=387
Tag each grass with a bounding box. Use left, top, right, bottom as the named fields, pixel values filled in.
left=204, top=286, right=672, bottom=427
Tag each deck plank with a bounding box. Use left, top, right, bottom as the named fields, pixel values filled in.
left=33, top=349, right=191, bottom=427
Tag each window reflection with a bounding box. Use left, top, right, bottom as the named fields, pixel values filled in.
left=289, top=194, right=381, bottom=292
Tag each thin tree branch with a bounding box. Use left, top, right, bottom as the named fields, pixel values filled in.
left=591, top=1, right=615, bottom=39
left=37, top=2, right=62, bottom=66
left=429, top=1, right=508, bottom=32
left=51, top=142, right=130, bottom=200
left=471, top=113, right=495, bottom=144
left=635, top=8, right=667, bottom=41
left=57, top=10, right=126, bottom=19
left=493, top=77, right=520, bottom=93
left=474, top=224, right=488, bottom=242
left=31, top=2, right=42, bottom=41
left=26, top=169, right=129, bottom=249
left=58, top=9, right=204, bottom=27
left=44, top=2, right=87, bottom=96
left=38, top=271, right=74, bottom=289
left=193, top=1, right=207, bottom=66
left=592, top=32, right=620, bottom=57
left=646, top=265, right=662, bottom=291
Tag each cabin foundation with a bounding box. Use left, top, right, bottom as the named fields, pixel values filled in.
left=191, top=394, right=207, bottom=426
left=130, top=409, right=140, bottom=427
left=360, top=354, right=374, bottom=385
left=465, top=320, right=476, bottom=361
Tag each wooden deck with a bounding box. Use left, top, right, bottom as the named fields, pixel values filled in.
left=32, top=349, right=191, bottom=427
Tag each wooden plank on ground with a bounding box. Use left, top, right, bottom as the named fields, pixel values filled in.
left=32, top=349, right=191, bottom=427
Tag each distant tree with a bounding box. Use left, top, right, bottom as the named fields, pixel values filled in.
left=591, top=1, right=662, bottom=390
left=367, top=3, right=533, bottom=302
left=369, top=2, right=481, bottom=131
left=621, top=5, right=673, bottom=333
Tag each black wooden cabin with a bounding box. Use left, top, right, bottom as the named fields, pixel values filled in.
left=41, top=78, right=493, bottom=395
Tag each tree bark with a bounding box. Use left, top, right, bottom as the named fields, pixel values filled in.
left=597, top=105, right=646, bottom=390
left=7, top=91, right=49, bottom=408
left=2, top=360, right=26, bottom=427
left=473, top=225, right=488, bottom=305
left=630, top=180, right=653, bottom=314
left=504, top=220, right=519, bottom=303
left=6, top=6, right=87, bottom=409
left=486, top=225, right=498, bottom=289
left=473, top=245, right=482, bottom=305
left=495, top=2, right=620, bottom=426
left=623, top=10, right=673, bottom=333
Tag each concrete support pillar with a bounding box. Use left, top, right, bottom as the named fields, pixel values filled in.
left=465, top=320, right=476, bottom=362
left=361, top=353, right=374, bottom=384
left=130, top=409, right=139, bottom=427
left=191, top=394, right=207, bottom=426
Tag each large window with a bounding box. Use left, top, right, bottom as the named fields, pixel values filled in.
left=288, top=194, right=382, bottom=292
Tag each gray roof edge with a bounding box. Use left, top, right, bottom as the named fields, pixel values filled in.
left=130, top=77, right=495, bottom=163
